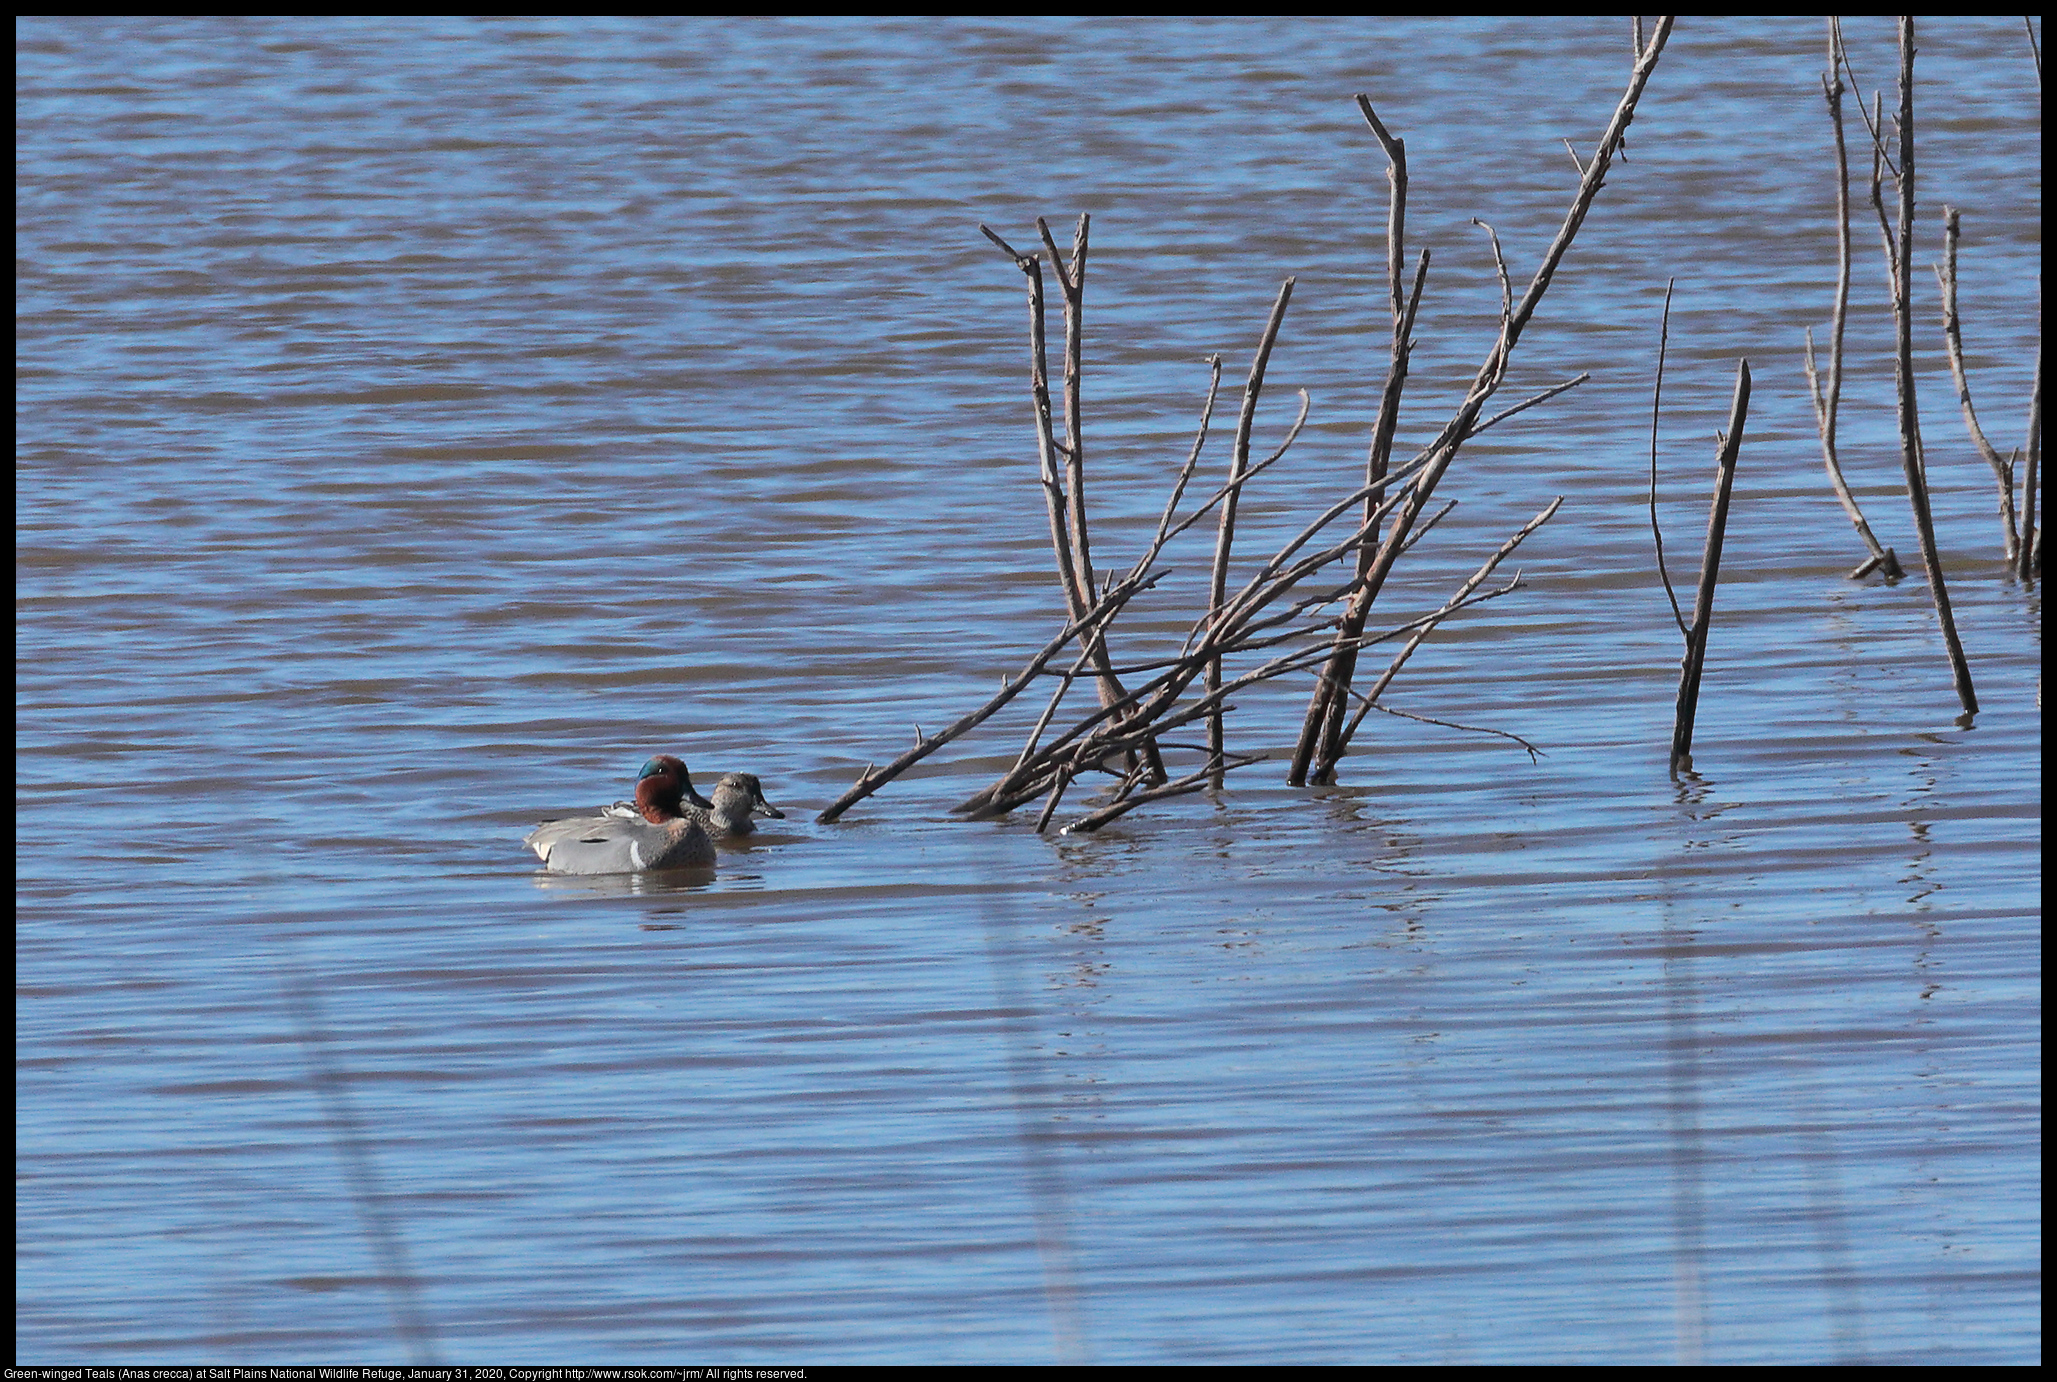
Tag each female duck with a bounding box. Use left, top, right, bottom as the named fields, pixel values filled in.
left=525, top=755, right=716, bottom=874
left=682, top=772, right=785, bottom=838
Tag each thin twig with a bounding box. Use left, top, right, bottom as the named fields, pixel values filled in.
left=1060, top=754, right=1266, bottom=835
left=1935, top=206, right=2021, bottom=564
left=1650, top=279, right=1689, bottom=636
left=1472, top=217, right=1514, bottom=332
left=1146, top=356, right=1226, bottom=558
left=1145, top=383, right=1323, bottom=564
left=818, top=566, right=1164, bottom=822
left=1836, top=39, right=1899, bottom=184
left=1399, top=497, right=1459, bottom=555
left=1208, top=277, right=1296, bottom=786
left=1349, top=698, right=1545, bottom=763
left=1472, top=373, right=1590, bottom=436
left=1007, top=654, right=1089, bottom=786
left=1324, top=499, right=1562, bottom=777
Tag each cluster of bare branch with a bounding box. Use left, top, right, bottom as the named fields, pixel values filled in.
left=1807, top=18, right=2039, bottom=718
left=1848, top=17, right=1980, bottom=715
left=1288, top=18, right=1675, bottom=784
left=816, top=18, right=1680, bottom=831
left=1930, top=17, right=2042, bottom=582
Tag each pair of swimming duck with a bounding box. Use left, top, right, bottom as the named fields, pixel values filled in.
left=525, top=755, right=783, bottom=874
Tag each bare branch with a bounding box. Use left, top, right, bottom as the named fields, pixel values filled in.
left=1144, top=356, right=1226, bottom=562
left=818, top=566, right=1164, bottom=822
left=1209, top=277, right=1297, bottom=785
left=1881, top=19, right=1978, bottom=715
left=1292, top=20, right=1675, bottom=783
left=1471, top=217, right=1514, bottom=332
left=1649, top=279, right=1689, bottom=636
left=1472, top=373, right=1590, bottom=438
left=1671, top=360, right=1750, bottom=777
left=1399, top=497, right=1459, bottom=555
left=1324, top=499, right=1563, bottom=776
left=1060, top=754, right=1266, bottom=835
left=1935, top=206, right=2022, bottom=564
left=1348, top=698, right=1545, bottom=763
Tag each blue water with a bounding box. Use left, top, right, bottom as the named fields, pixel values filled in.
left=17, top=16, right=2040, bottom=1363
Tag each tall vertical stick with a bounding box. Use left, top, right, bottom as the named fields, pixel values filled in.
left=980, top=227, right=1088, bottom=626
left=1671, top=361, right=1751, bottom=778
left=988, top=220, right=1166, bottom=778
left=2016, top=18, right=2040, bottom=581
left=1883, top=18, right=1979, bottom=715
left=1039, top=214, right=1097, bottom=604
left=1297, top=96, right=1431, bottom=785
left=1208, top=277, right=1295, bottom=786
left=2020, top=342, right=2041, bottom=580
left=1806, top=18, right=1902, bottom=580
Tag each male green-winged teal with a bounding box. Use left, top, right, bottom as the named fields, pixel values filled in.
left=525, top=755, right=716, bottom=874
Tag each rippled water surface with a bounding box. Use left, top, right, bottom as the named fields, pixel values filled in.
left=17, top=16, right=2040, bottom=1364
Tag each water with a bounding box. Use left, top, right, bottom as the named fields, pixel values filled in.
left=16, top=16, right=2040, bottom=1364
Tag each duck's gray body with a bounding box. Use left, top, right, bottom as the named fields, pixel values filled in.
left=527, top=755, right=720, bottom=875
left=523, top=812, right=715, bottom=874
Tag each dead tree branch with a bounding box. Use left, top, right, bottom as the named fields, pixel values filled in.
left=1807, top=18, right=1904, bottom=581
left=1670, top=360, right=1751, bottom=778
left=1321, top=498, right=1563, bottom=780
left=1208, top=278, right=1297, bottom=786
left=1874, top=19, right=1979, bottom=715
left=1649, top=280, right=1690, bottom=634
left=1935, top=206, right=2024, bottom=565
left=1291, top=18, right=1676, bottom=784
left=816, top=565, right=1166, bottom=823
